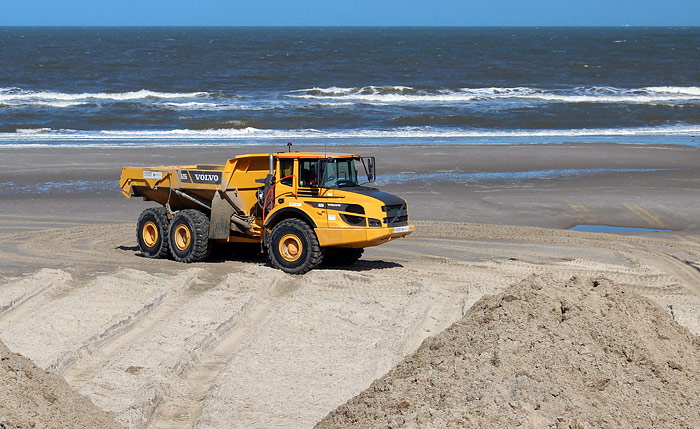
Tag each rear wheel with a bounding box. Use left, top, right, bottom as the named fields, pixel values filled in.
left=168, top=209, right=211, bottom=263
left=323, top=248, right=364, bottom=266
left=137, top=207, right=170, bottom=259
left=267, top=219, right=322, bottom=274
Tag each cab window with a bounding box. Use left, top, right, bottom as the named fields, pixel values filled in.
left=298, top=159, right=319, bottom=187
left=279, top=158, right=294, bottom=186
left=320, top=158, right=359, bottom=188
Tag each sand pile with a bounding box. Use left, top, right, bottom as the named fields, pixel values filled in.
left=317, top=275, right=700, bottom=428
left=0, top=339, right=122, bottom=429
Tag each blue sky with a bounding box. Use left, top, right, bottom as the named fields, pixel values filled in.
left=2, top=0, right=699, bottom=26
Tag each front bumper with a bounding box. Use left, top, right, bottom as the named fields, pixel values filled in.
left=315, top=224, right=414, bottom=248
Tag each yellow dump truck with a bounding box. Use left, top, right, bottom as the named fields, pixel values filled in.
left=120, top=151, right=413, bottom=274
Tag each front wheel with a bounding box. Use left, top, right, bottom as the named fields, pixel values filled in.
left=137, top=207, right=170, bottom=259
left=168, top=209, right=211, bottom=263
left=267, top=219, right=322, bottom=274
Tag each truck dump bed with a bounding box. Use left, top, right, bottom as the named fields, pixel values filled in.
left=120, top=154, right=269, bottom=213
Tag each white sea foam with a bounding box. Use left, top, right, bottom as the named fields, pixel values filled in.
left=3, top=101, right=91, bottom=108
left=5, top=86, right=700, bottom=109
left=308, top=102, right=355, bottom=107
left=1, top=125, right=699, bottom=143
left=287, top=85, right=700, bottom=104
left=644, top=86, right=700, bottom=96
left=289, top=86, right=482, bottom=103
left=0, top=88, right=209, bottom=102
left=154, top=102, right=267, bottom=111
left=15, top=128, right=57, bottom=134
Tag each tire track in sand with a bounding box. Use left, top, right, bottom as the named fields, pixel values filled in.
left=0, top=224, right=185, bottom=275
left=148, top=274, right=302, bottom=429
left=62, top=272, right=205, bottom=388
left=0, top=270, right=76, bottom=331
left=632, top=247, right=700, bottom=296
left=623, top=203, right=667, bottom=229
left=1, top=269, right=199, bottom=373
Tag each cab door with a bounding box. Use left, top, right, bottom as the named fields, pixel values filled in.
left=296, top=158, right=327, bottom=228
left=274, top=157, right=297, bottom=205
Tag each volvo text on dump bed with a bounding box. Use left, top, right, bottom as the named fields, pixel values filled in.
left=120, top=151, right=413, bottom=274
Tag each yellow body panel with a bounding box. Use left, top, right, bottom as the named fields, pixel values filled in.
left=315, top=225, right=414, bottom=248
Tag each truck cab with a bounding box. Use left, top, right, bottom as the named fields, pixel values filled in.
left=267, top=154, right=409, bottom=238
left=258, top=152, right=412, bottom=273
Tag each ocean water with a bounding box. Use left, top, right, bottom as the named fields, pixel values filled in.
left=1, top=27, right=700, bottom=147
left=377, top=168, right=679, bottom=185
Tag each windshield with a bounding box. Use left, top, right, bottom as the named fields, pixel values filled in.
left=320, top=158, right=359, bottom=188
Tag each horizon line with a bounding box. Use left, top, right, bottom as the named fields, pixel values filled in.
left=1, top=24, right=700, bottom=28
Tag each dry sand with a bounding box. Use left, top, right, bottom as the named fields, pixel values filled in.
left=2, top=221, right=700, bottom=428
left=317, top=274, right=700, bottom=428
left=1, top=143, right=700, bottom=428
left=0, top=338, right=122, bottom=428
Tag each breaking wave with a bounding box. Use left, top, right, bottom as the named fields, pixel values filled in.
left=5, top=86, right=700, bottom=111
left=1, top=125, right=699, bottom=143
left=0, top=100, right=92, bottom=108
left=0, top=88, right=210, bottom=103
left=288, top=86, right=700, bottom=104
left=153, top=102, right=269, bottom=111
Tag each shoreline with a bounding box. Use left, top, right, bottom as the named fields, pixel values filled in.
left=0, top=135, right=698, bottom=148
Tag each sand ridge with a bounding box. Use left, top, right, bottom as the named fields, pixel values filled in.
left=317, top=274, right=700, bottom=428
left=0, top=338, right=123, bottom=429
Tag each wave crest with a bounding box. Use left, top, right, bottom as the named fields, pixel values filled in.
left=0, top=88, right=209, bottom=102
left=2, top=125, right=699, bottom=141
left=288, top=85, right=700, bottom=104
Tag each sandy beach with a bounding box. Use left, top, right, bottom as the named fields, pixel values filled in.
left=2, top=142, right=700, bottom=427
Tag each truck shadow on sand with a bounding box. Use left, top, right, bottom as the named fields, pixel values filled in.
left=323, top=260, right=403, bottom=271
left=116, top=245, right=403, bottom=271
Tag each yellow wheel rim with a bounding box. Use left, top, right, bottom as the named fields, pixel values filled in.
left=279, top=233, right=303, bottom=262
left=142, top=221, right=158, bottom=248
left=174, top=224, right=191, bottom=251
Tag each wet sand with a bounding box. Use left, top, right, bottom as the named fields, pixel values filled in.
left=1, top=142, right=700, bottom=427
left=1, top=142, right=700, bottom=236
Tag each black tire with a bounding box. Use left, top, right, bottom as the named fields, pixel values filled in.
left=267, top=219, right=322, bottom=274
left=323, top=248, right=364, bottom=266
left=137, top=207, right=170, bottom=259
left=168, top=209, right=211, bottom=263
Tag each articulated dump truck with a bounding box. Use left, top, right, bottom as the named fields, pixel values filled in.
left=120, top=152, right=413, bottom=274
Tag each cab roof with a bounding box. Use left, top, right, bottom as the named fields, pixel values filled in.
left=233, top=152, right=361, bottom=160
left=277, top=152, right=361, bottom=159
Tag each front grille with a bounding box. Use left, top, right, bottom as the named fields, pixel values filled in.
left=383, top=203, right=408, bottom=227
